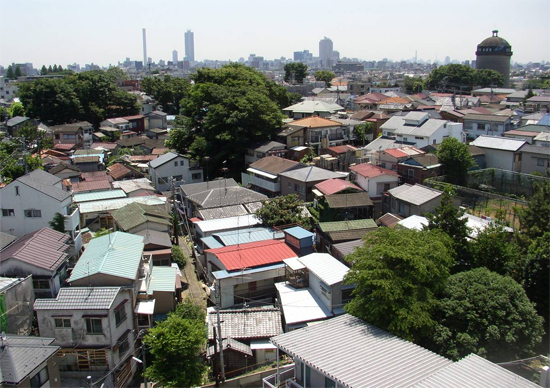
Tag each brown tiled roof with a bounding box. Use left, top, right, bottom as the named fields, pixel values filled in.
left=325, top=229, right=374, bottom=242
left=378, top=213, right=404, bottom=228
left=375, top=96, right=409, bottom=105
left=328, top=145, right=358, bottom=154
left=81, top=171, right=114, bottom=182
left=108, top=163, right=133, bottom=180
left=129, top=155, right=159, bottom=162
left=49, top=162, right=80, bottom=175
left=71, top=180, right=112, bottom=193
left=249, top=156, right=302, bottom=175
left=74, top=156, right=99, bottom=164
left=290, top=116, right=343, bottom=128
left=350, top=163, right=399, bottom=178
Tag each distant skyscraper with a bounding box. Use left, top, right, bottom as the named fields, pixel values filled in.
left=185, top=30, right=194, bottom=62
left=319, top=37, right=333, bottom=68
left=142, top=28, right=147, bottom=66
left=173, top=50, right=178, bottom=64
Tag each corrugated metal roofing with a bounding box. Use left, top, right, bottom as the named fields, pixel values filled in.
left=112, top=178, right=154, bottom=193
left=215, top=227, right=284, bottom=247
left=207, top=308, right=282, bottom=340
left=78, top=195, right=167, bottom=214
left=388, top=184, right=443, bottom=206
left=398, top=215, right=429, bottom=230
left=325, top=229, right=373, bottom=242
left=284, top=226, right=314, bottom=240
left=318, top=219, right=377, bottom=232
left=325, top=193, right=374, bottom=208
left=71, top=180, right=112, bottom=193
left=378, top=213, right=404, bottom=228
left=412, top=354, right=539, bottom=388
left=271, top=314, right=452, bottom=388
left=180, top=178, right=238, bottom=197
left=279, top=166, right=344, bottom=182
left=332, top=239, right=364, bottom=257
left=73, top=189, right=126, bottom=203
left=298, top=253, right=349, bottom=286
left=275, top=282, right=333, bottom=325
left=470, top=136, right=526, bottom=152
left=198, top=204, right=249, bottom=220
left=112, top=202, right=170, bottom=231
left=187, top=186, right=267, bottom=209
left=207, top=338, right=253, bottom=357
left=314, top=179, right=362, bottom=195
left=0, top=277, right=24, bottom=293
left=1, top=228, right=70, bottom=271
left=34, top=287, right=121, bottom=310
left=205, top=239, right=296, bottom=271
left=148, top=266, right=176, bottom=294
left=136, top=229, right=172, bottom=248
left=68, top=232, right=144, bottom=282
left=195, top=214, right=261, bottom=233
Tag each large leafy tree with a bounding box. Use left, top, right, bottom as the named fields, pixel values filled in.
left=404, top=76, right=426, bottom=94
left=426, top=64, right=475, bottom=91
left=516, top=181, right=550, bottom=241
left=315, top=70, right=335, bottom=87
left=169, top=64, right=287, bottom=173
left=8, top=102, right=25, bottom=118
left=256, top=194, right=310, bottom=228
left=141, top=75, right=190, bottom=114
left=473, top=69, right=504, bottom=88
left=353, top=122, right=373, bottom=146
left=143, top=299, right=206, bottom=388
left=431, top=268, right=544, bottom=362
left=16, top=121, right=53, bottom=152
left=425, top=190, right=471, bottom=267
left=284, top=62, right=308, bottom=84
left=344, top=228, right=455, bottom=342
left=436, top=137, right=476, bottom=185
left=6, top=65, right=15, bottom=80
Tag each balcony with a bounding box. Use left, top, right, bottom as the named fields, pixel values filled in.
left=263, top=365, right=301, bottom=388
left=241, top=173, right=281, bottom=193
left=64, top=206, right=81, bottom=233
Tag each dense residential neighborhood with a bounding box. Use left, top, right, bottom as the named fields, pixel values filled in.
left=1, top=22, right=549, bottom=388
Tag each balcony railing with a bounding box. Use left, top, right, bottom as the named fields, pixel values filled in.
left=263, top=365, right=300, bottom=388
left=242, top=173, right=280, bottom=193
left=64, top=207, right=81, bottom=233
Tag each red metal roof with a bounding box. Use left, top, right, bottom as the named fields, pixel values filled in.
left=71, top=180, right=112, bottom=193
left=328, top=145, right=358, bottom=154
left=314, top=178, right=362, bottom=195
left=383, top=146, right=424, bottom=159
left=205, top=240, right=296, bottom=271
left=350, top=163, right=399, bottom=178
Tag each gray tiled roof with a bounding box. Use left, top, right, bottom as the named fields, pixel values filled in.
left=207, top=308, right=282, bottom=340
left=187, top=186, right=267, bottom=209
left=0, top=336, right=58, bottom=385
left=34, top=287, right=121, bottom=310
left=332, top=239, right=364, bottom=257
left=13, top=169, right=71, bottom=202
left=248, top=140, right=286, bottom=153
left=271, top=314, right=452, bottom=388
left=470, top=136, right=526, bottom=152
left=6, top=116, right=30, bottom=127
left=413, top=353, right=539, bottom=388
left=136, top=229, right=172, bottom=249
left=198, top=204, right=250, bottom=220
left=388, top=184, right=443, bottom=206
left=148, top=151, right=181, bottom=168
left=207, top=338, right=253, bottom=357
left=520, top=144, right=550, bottom=156
left=463, top=113, right=511, bottom=123
left=279, top=166, right=343, bottom=182
left=180, top=179, right=238, bottom=197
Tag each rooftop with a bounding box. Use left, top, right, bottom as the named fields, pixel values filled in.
left=298, top=253, right=349, bottom=286
left=149, top=151, right=184, bottom=168
left=112, top=202, right=171, bottom=231
left=207, top=308, right=282, bottom=340
left=388, top=184, right=443, bottom=206
left=180, top=178, right=238, bottom=197
left=8, top=169, right=70, bottom=202
left=287, top=116, right=343, bottom=129
left=470, top=136, right=526, bottom=152
left=318, top=219, right=377, bottom=232
left=148, top=266, right=176, bottom=294
left=249, top=156, right=302, bottom=175
left=34, top=287, right=122, bottom=310
left=283, top=101, right=343, bottom=114
left=325, top=192, right=374, bottom=208
left=187, top=185, right=267, bottom=209
left=279, top=166, right=344, bottom=182
left=314, top=178, right=362, bottom=196
left=350, top=163, right=399, bottom=178
left=73, top=189, right=126, bottom=203
left=194, top=214, right=261, bottom=233
left=275, top=282, right=333, bottom=326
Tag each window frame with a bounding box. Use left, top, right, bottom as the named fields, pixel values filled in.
left=1, top=209, right=15, bottom=217
left=114, top=303, right=127, bottom=327
left=85, top=318, right=103, bottom=335
left=117, top=333, right=130, bottom=358
left=30, top=366, right=49, bottom=388
left=24, top=209, right=42, bottom=218
left=55, top=318, right=72, bottom=328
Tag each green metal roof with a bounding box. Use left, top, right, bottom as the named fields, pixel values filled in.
left=73, top=189, right=126, bottom=203
left=69, top=232, right=144, bottom=282
left=148, top=266, right=176, bottom=294
left=318, top=219, right=377, bottom=232
left=112, top=202, right=171, bottom=231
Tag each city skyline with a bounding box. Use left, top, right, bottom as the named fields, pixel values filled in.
left=1, top=0, right=549, bottom=68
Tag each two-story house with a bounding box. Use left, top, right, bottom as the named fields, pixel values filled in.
left=397, top=154, right=442, bottom=185
left=34, top=287, right=136, bottom=388
left=148, top=151, right=203, bottom=192
left=50, top=121, right=93, bottom=148
left=284, top=116, right=350, bottom=152
left=0, top=169, right=82, bottom=255
left=383, top=183, right=445, bottom=217
left=462, top=113, right=513, bottom=139
left=244, top=141, right=287, bottom=165
left=470, top=136, right=525, bottom=171
left=241, top=156, right=306, bottom=197
left=349, top=163, right=400, bottom=217
left=282, top=100, right=344, bottom=119
left=279, top=166, right=344, bottom=202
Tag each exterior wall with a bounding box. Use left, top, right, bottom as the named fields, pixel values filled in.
left=307, top=272, right=338, bottom=312
left=354, top=174, right=398, bottom=197
left=476, top=148, right=517, bottom=171
left=148, top=115, right=167, bottom=129
left=70, top=273, right=134, bottom=288
left=53, top=129, right=84, bottom=146
left=390, top=195, right=443, bottom=217
left=149, top=156, right=203, bottom=192
left=126, top=221, right=170, bottom=235
left=463, top=120, right=513, bottom=139
left=520, top=152, right=550, bottom=175
left=1, top=276, right=35, bottom=335
left=0, top=183, right=72, bottom=237
left=17, top=356, right=62, bottom=388
left=476, top=54, right=511, bottom=87
left=151, top=290, right=176, bottom=314
left=396, top=123, right=463, bottom=148
left=280, top=176, right=307, bottom=202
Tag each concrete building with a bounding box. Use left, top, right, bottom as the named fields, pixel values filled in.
left=185, top=29, right=194, bottom=62
left=319, top=37, right=333, bottom=68
left=475, top=30, right=513, bottom=87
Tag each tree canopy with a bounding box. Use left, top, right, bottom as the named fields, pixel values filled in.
left=256, top=194, right=310, bottom=228
left=472, top=69, right=505, bottom=88
left=436, top=137, right=476, bottom=185
left=141, top=75, right=190, bottom=114
left=284, top=62, right=308, bottom=84
left=516, top=181, right=550, bottom=240
left=8, top=102, right=25, bottom=118
left=168, top=64, right=292, bottom=173
left=5, top=65, right=15, bottom=80
left=404, top=76, right=426, bottom=94
left=426, top=64, right=504, bottom=91
left=315, top=70, right=335, bottom=87
left=344, top=228, right=455, bottom=342
left=431, top=268, right=544, bottom=362
left=143, top=299, right=206, bottom=388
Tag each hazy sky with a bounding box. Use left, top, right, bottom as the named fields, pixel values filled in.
left=1, top=0, right=549, bottom=68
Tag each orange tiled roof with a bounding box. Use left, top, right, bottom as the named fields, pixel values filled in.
left=375, top=97, right=409, bottom=105
left=290, top=116, right=343, bottom=128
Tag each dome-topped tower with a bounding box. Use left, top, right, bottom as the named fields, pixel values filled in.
left=475, top=30, right=513, bottom=87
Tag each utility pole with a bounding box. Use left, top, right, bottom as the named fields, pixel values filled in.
left=215, top=282, right=225, bottom=382
left=22, top=136, right=28, bottom=175
left=171, top=177, right=179, bottom=246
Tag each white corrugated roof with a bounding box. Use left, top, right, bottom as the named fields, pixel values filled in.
left=298, top=253, right=349, bottom=286
left=78, top=196, right=166, bottom=214
left=470, top=136, right=526, bottom=151
left=388, top=184, right=443, bottom=206
left=134, top=299, right=156, bottom=315
left=271, top=314, right=452, bottom=388
left=195, top=214, right=261, bottom=233
left=275, top=282, right=333, bottom=326
left=397, top=215, right=429, bottom=231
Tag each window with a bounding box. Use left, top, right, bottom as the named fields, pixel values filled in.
left=173, top=175, right=182, bottom=181
left=55, top=318, right=71, bottom=328
left=30, top=366, right=49, bottom=388
left=537, top=158, right=546, bottom=167
left=383, top=183, right=391, bottom=192
left=24, top=209, right=42, bottom=218
left=287, top=182, right=292, bottom=188
left=1, top=209, right=14, bottom=217
left=114, top=304, right=127, bottom=327
left=192, top=173, right=201, bottom=180
left=85, top=318, right=103, bottom=335
left=180, top=160, right=185, bottom=166
left=174, top=161, right=178, bottom=166
left=118, top=333, right=130, bottom=358
left=433, top=139, right=437, bottom=145
left=15, top=186, right=20, bottom=196
left=408, top=169, right=415, bottom=178
left=63, top=134, right=76, bottom=140
left=325, top=377, right=336, bottom=388
left=320, top=281, right=331, bottom=299
left=33, top=279, right=50, bottom=290
left=247, top=149, right=254, bottom=156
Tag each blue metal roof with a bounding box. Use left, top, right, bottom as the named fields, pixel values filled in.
left=213, top=227, right=284, bottom=246
left=201, top=236, right=225, bottom=250
left=284, top=226, right=314, bottom=239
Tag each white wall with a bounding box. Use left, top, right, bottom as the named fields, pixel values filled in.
left=478, top=148, right=517, bottom=171
left=149, top=156, right=203, bottom=192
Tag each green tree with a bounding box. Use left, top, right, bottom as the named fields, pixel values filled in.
left=473, top=69, right=504, bottom=88
left=0, top=152, right=42, bottom=183
left=15, top=121, right=53, bottom=152
left=57, top=65, right=63, bottom=72
left=436, top=137, right=476, bottom=185
left=8, top=102, right=25, bottom=118
left=431, top=268, right=544, bottom=362
left=92, top=228, right=112, bottom=238
left=172, top=245, right=188, bottom=269
left=353, top=122, right=374, bottom=146
left=256, top=194, right=310, bottom=228
left=516, top=181, right=550, bottom=240
left=6, top=65, right=15, bottom=80
left=47, top=65, right=53, bottom=74
left=49, top=212, right=66, bottom=233
left=345, top=228, right=455, bottom=342
left=284, top=62, right=308, bottom=84
left=105, top=66, right=129, bottom=81
left=404, top=76, right=426, bottom=94
left=426, top=64, right=475, bottom=91
left=171, top=64, right=286, bottom=173
left=315, top=70, right=335, bottom=87
left=141, top=75, right=190, bottom=114
left=470, top=223, right=523, bottom=279
left=143, top=299, right=206, bottom=388
left=52, top=64, right=58, bottom=73
left=14, top=65, right=22, bottom=78
left=425, top=190, right=471, bottom=268
left=40, top=65, right=48, bottom=75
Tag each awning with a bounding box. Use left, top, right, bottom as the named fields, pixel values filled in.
left=312, top=189, right=324, bottom=197
left=247, top=167, right=278, bottom=180
left=134, top=299, right=156, bottom=315
left=250, top=339, right=277, bottom=350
